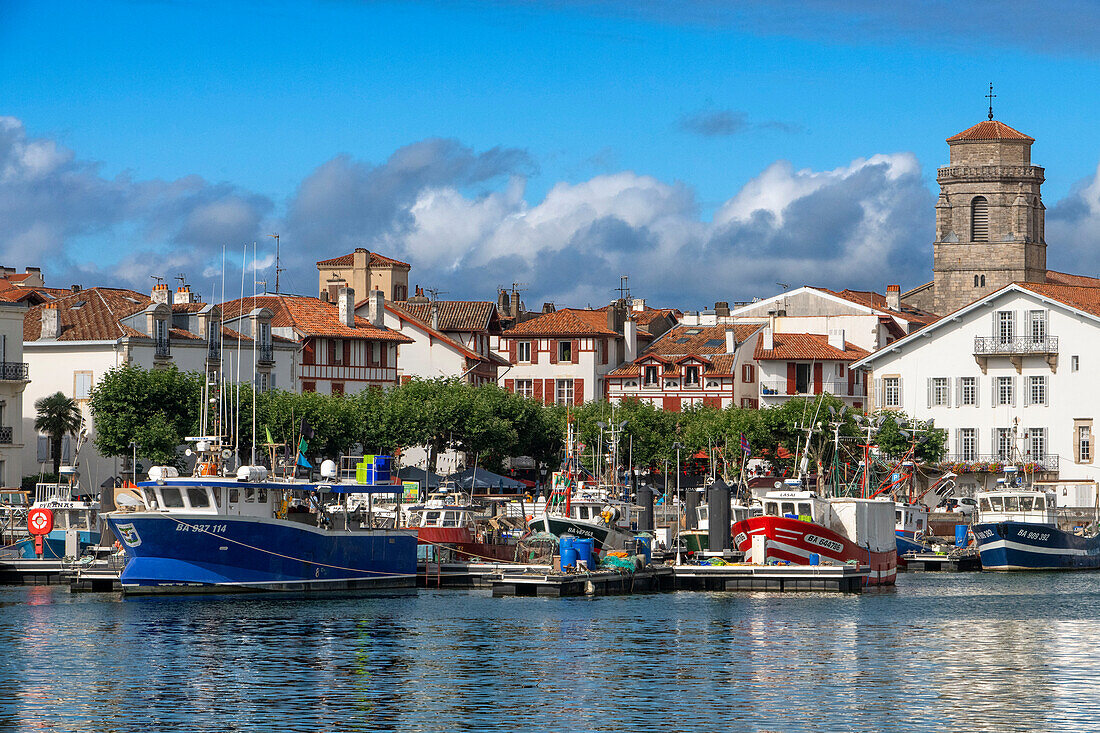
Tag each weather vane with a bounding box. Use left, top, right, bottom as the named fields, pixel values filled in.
left=987, top=82, right=996, bottom=121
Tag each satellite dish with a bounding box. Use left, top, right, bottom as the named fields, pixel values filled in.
left=221, top=449, right=232, bottom=459
left=184, top=448, right=193, bottom=457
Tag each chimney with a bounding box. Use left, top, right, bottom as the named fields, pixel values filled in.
left=70, top=284, right=81, bottom=293
left=624, top=319, right=637, bottom=362
left=368, top=289, right=384, bottom=327
left=714, top=301, right=730, bottom=317
left=542, top=302, right=556, bottom=314
left=886, top=284, right=900, bottom=311
left=176, top=284, right=199, bottom=304
left=607, top=299, right=627, bottom=332
left=725, top=328, right=737, bottom=353
left=151, top=282, right=173, bottom=307
left=338, top=287, right=355, bottom=328
left=430, top=301, right=440, bottom=331
left=761, top=325, right=774, bottom=351
left=40, top=304, right=61, bottom=339
left=828, top=328, right=846, bottom=351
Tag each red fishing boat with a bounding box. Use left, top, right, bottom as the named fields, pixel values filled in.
left=731, top=487, right=897, bottom=586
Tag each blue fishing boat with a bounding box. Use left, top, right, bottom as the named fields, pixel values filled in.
left=106, top=443, right=417, bottom=594
left=972, top=470, right=1100, bottom=570
left=3, top=471, right=101, bottom=560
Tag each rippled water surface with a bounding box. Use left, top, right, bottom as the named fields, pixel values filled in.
left=2, top=572, right=1099, bottom=732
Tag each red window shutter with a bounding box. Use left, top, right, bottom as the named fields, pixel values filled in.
left=533, top=379, right=544, bottom=403
left=545, top=379, right=554, bottom=405
left=573, top=378, right=583, bottom=405
left=531, top=343, right=539, bottom=364
left=813, top=363, right=823, bottom=394
left=303, top=340, right=315, bottom=365
left=704, top=396, right=720, bottom=408
left=786, top=362, right=796, bottom=395
left=401, top=375, right=412, bottom=385
left=601, top=339, right=608, bottom=365
left=343, top=340, right=351, bottom=365
left=571, top=339, right=579, bottom=364
left=504, top=378, right=514, bottom=393
left=847, top=368, right=855, bottom=396
left=303, top=381, right=316, bottom=393
left=663, top=396, right=681, bottom=412
left=550, top=341, right=558, bottom=364
left=508, top=341, right=516, bottom=363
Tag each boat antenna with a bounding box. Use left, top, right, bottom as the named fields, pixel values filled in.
left=235, top=243, right=246, bottom=467
left=251, top=239, right=258, bottom=466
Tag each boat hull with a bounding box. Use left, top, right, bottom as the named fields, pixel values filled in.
left=415, top=527, right=516, bottom=562
left=530, top=515, right=631, bottom=552
left=12, top=529, right=100, bottom=559
left=895, top=531, right=932, bottom=566
left=107, top=512, right=417, bottom=594
left=972, top=521, right=1100, bottom=570
left=731, top=516, right=896, bottom=586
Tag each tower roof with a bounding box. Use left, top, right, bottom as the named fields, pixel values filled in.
left=946, top=120, right=1034, bottom=143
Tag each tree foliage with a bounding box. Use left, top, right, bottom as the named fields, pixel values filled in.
left=33, top=392, right=83, bottom=475
left=89, top=366, right=202, bottom=466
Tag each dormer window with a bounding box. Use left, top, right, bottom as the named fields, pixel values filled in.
left=154, top=318, right=169, bottom=358
left=684, top=366, right=700, bottom=385
left=558, top=340, right=572, bottom=362
left=517, top=341, right=531, bottom=363
left=644, top=365, right=659, bottom=386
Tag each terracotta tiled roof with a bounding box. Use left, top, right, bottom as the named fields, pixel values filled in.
left=220, top=294, right=412, bottom=342
left=171, top=302, right=207, bottom=313
left=608, top=352, right=738, bottom=377
left=168, top=327, right=201, bottom=340
left=384, top=303, right=505, bottom=366
left=754, top=333, right=869, bottom=361
left=1044, top=271, right=1100, bottom=287
left=390, top=300, right=495, bottom=332
left=1015, top=282, right=1100, bottom=318
left=0, top=286, right=70, bottom=304
left=503, top=308, right=618, bottom=337
left=316, top=250, right=411, bottom=268
left=946, top=120, right=1034, bottom=143
left=644, top=323, right=759, bottom=357
left=816, top=287, right=939, bottom=326
left=24, top=288, right=153, bottom=341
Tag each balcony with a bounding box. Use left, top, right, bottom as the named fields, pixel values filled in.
left=259, top=344, right=274, bottom=363
left=0, top=362, right=28, bottom=381
left=207, top=343, right=221, bottom=362
left=760, top=380, right=857, bottom=398
left=938, top=453, right=1059, bottom=474
left=973, top=336, right=1058, bottom=374
left=0, top=427, right=13, bottom=444
left=154, top=341, right=171, bottom=359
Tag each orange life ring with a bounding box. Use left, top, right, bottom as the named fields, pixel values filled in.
left=198, top=462, right=217, bottom=476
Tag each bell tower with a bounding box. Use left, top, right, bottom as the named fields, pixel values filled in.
left=932, top=97, right=1046, bottom=315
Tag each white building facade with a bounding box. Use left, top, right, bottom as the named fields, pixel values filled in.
left=853, top=282, right=1099, bottom=495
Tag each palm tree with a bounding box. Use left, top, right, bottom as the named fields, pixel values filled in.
left=34, top=392, right=83, bottom=476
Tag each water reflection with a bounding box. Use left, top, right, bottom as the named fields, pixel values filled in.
left=2, top=575, right=1100, bottom=731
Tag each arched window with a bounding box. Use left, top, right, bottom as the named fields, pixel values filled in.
left=980, top=275, right=986, bottom=287
left=974, top=275, right=980, bottom=287
left=971, top=196, right=989, bottom=241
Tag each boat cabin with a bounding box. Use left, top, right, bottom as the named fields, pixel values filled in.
left=761, top=490, right=829, bottom=523
left=976, top=490, right=1056, bottom=527
left=895, top=503, right=928, bottom=535
left=33, top=482, right=98, bottom=533
left=697, top=502, right=762, bottom=528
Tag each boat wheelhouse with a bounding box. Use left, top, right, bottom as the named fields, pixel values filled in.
left=12, top=471, right=101, bottom=560
left=404, top=487, right=516, bottom=561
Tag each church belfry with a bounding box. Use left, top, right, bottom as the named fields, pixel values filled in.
left=931, top=115, right=1046, bottom=315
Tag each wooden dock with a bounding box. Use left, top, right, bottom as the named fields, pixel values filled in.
left=419, top=561, right=552, bottom=588
left=901, top=551, right=981, bottom=572
left=673, top=563, right=869, bottom=593
left=491, top=566, right=673, bottom=597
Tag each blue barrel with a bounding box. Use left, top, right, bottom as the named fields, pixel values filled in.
left=633, top=535, right=652, bottom=566
left=559, top=537, right=578, bottom=570
left=574, top=538, right=594, bottom=568
left=373, top=455, right=392, bottom=484
left=808, top=553, right=820, bottom=566
left=955, top=524, right=969, bottom=547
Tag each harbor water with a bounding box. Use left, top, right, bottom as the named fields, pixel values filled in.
left=2, top=572, right=1098, bottom=732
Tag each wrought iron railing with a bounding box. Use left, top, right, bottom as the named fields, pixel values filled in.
left=207, top=343, right=221, bottom=361
left=973, top=336, right=1058, bottom=355
left=938, top=453, right=1059, bottom=473
left=0, top=427, right=13, bottom=444
left=155, top=341, right=170, bottom=359
left=0, top=362, right=29, bottom=380
left=259, top=344, right=274, bottom=362
left=760, top=380, right=853, bottom=397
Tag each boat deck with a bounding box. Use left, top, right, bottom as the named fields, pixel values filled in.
left=901, top=550, right=981, bottom=572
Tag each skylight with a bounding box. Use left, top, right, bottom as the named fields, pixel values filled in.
left=70, top=301, right=86, bottom=309
left=685, top=329, right=702, bottom=335
left=704, top=338, right=724, bottom=348
left=673, top=337, right=690, bottom=344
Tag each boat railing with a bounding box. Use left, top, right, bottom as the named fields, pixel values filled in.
left=35, top=483, right=75, bottom=504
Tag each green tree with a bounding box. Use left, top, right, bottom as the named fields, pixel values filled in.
left=34, top=392, right=83, bottom=475
left=89, top=365, right=202, bottom=467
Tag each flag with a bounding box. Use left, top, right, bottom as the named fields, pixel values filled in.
left=300, top=418, right=315, bottom=440
left=297, top=453, right=313, bottom=469
left=298, top=437, right=308, bottom=454
left=740, top=432, right=751, bottom=456
left=265, top=426, right=274, bottom=446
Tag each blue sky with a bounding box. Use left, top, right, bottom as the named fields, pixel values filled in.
left=4, top=1, right=1100, bottom=307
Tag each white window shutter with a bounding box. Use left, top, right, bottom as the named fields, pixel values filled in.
left=1011, top=376, right=1017, bottom=407
left=954, top=429, right=961, bottom=457
left=954, top=377, right=960, bottom=408
left=874, top=378, right=882, bottom=408
left=897, top=378, right=903, bottom=408
left=974, top=377, right=980, bottom=408
left=1044, top=376, right=1049, bottom=406
left=36, top=435, right=49, bottom=463
left=1023, top=377, right=1030, bottom=407
left=926, top=377, right=932, bottom=409
left=992, top=377, right=997, bottom=405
